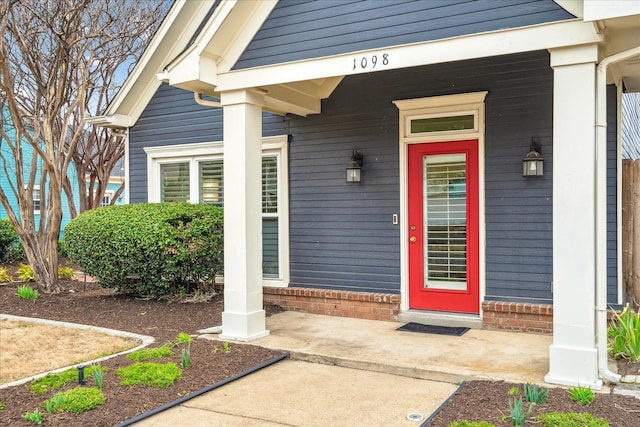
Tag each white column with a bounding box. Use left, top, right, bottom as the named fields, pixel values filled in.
left=545, top=44, right=601, bottom=389
left=219, top=89, right=269, bottom=342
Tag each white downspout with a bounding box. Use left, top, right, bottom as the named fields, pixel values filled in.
left=595, top=46, right=640, bottom=384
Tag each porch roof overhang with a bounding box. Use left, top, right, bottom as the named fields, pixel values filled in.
left=92, top=0, right=640, bottom=126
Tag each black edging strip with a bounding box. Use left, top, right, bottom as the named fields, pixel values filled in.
left=115, top=352, right=290, bottom=427
left=420, top=380, right=467, bottom=426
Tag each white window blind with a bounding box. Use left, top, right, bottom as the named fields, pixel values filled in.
left=160, top=162, right=189, bottom=202
left=423, top=154, right=467, bottom=286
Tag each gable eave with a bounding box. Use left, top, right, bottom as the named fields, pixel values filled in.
left=94, top=0, right=217, bottom=128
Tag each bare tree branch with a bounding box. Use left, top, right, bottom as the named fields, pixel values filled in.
left=0, top=0, right=169, bottom=291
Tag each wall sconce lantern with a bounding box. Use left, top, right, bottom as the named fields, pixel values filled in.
left=346, top=150, right=363, bottom=183
left=522, top=139, right=544, bottom=177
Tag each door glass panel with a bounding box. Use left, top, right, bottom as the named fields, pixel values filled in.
left=423, top=154, right=467, bottom=290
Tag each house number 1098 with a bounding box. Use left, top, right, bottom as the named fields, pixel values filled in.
left=352, top=53, right=389, bottom=71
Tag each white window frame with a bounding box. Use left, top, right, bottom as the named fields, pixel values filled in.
left=144, top=135, right=289, bottom=287
left=101, top=190, right=114, bottom=207
left=31, top=185, right=41, bottom=215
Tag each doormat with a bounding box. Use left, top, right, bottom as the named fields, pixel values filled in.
left=396, top=323, right=469, bottom=336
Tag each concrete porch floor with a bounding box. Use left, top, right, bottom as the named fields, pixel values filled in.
left=254, top=311, right=552, bottom=385
left=133, top=311, right=554, bottom=426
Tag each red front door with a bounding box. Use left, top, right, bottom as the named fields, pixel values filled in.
left=407, top=140, right=479, bottom=313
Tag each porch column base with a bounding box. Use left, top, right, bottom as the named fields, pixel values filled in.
left=544, top=344, right=602, bottom=389
left=219, top=310, right=269, bottom=342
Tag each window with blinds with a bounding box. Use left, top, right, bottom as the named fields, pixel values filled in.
left=160, top=162, right=190, bottom=202
left=158, top=155, right=280, bottom=277
left=423, top=154, right=467, bottom=290
left=199, top=160, right=223, bottom=206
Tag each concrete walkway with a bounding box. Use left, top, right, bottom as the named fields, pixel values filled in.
left=134, top=311, right=553, bottom=426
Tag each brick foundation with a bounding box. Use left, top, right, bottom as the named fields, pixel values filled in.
left=263, top=288, right=553, bottom=333
left=263, top=287, right=400, bottom=321
left=482, top=301, right=553, bottom=334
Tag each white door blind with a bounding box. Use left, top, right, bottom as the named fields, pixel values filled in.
left=423, top=154, right=467, bottom=289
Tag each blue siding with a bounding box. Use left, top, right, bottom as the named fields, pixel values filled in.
left=128, top=55, right=621, bottom=305
left=235, top=0, right=574, bottom=69
left=286, top=51, right=556, bottom=300
left=1, top=107, right=80, bottom=234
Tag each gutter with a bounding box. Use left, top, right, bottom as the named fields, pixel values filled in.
left=194, top=92, right=221, bottom=108
left=595, top=46, right=640, bottom=384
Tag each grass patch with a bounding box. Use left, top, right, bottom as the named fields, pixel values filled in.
left=22, top=409, right=44, bottom=424
left=43, top=387, right=105, bottom=414
left=127, top=346, right=173, bottom=362
left=30, top=366, right=108, bottom=394
left=117, top=362, right=182, bottom=388
left=536, top=412, right=609, bottom=427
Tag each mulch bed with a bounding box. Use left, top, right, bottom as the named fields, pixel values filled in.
left=0, top=280, right=284, bottom=426
left=1, top=272, right=639, bottom=426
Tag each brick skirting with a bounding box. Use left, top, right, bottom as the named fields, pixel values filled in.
left=263, top=288, right=553, bottom=333
left=482, top=301, right=553, bottom=334
left=263, top=287, right=400, bottom=321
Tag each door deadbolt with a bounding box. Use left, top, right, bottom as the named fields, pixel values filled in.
left=409, top=236, right=417, bottom=243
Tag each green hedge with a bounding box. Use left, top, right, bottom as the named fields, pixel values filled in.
left=0, top=218, right=20, bottom=262
left=63, top=203, right=223, bottom=298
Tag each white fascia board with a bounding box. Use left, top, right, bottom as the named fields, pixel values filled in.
left=584, top=0, right=640, bottom=21
left=216, top=19, right=603, bottom=92
left=94, top=0, right=215, bottom=127
left=85, top=114, right=133, bottom=128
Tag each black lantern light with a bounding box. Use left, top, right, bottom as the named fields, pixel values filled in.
left=346, top=150, right=363, bottom=183
left=523, top=139, right=544, bottom=177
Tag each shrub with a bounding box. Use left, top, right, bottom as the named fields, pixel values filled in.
left=63, top=203, right=223, bottom=298
left=537, top=412, right=609, bottom=427
left=58, top=264, right=75, bottom=280
left=0, top=267, right=12, bottom=282
left=16, top=264, right=35, bottom=282
left=0, top=218, right=18, bottom=262
left=117, top=362, right=182, bottom=388
left=608, top=304, right=640, bottom=362
left=43, top=387, right=105, bottom=414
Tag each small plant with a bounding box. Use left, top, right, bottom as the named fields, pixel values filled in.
left=508, top=386, right=519, bottom=396
left=58, top=264, right=75, bottom=280
left=0, top=267, right=13, bottom=282
left=117, top=362, right=182, bottom=388
left=176, top=332, right=193, bottom=344
left=223, top=341, right=231, bottom=353
left=127, top=346, right=174, bottom=361
left=16, top=285, right=39, bottom=300
left=91, top=364, right=105, bottom=389
left=537, top=411, right=609, bottom=427
left=181, top=347, right=192, bottom=368
left=0, top=402, right=5, bottom=410
left=16, top=263, right=35, bottom=282
left=608, top=304, right=640, bottom=362
left=43, top=387, right=105, bottom=414
left=523, top=382, right=548, bottom=404
left=449, top=422, right=496, bottom=427
left=508, top=397, right=534, bottom=426
left=568, top=385, right=594, bottom=405
left=22, top=409, right=44, bottom=424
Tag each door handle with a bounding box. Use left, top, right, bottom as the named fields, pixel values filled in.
left=409, top=236, right=417, bottom=243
